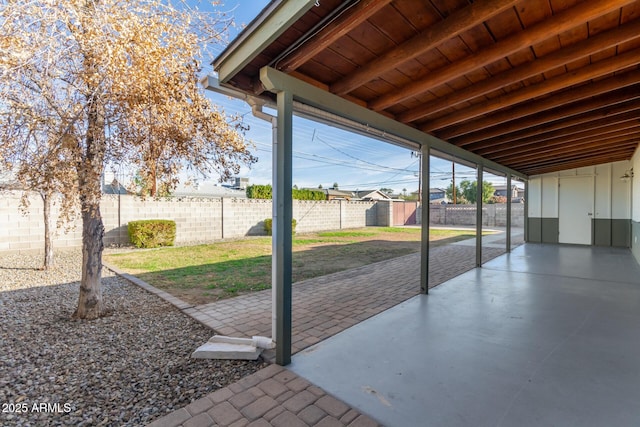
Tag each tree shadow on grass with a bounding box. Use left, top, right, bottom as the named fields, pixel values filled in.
left=126, top=235, right=475, bottom=305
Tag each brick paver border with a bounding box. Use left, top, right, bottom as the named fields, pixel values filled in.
left=148, top=364, right=380, bottom=427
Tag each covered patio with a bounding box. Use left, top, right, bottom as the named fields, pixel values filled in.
left=210, top=0, right=640, bottom=367
left=290, top=243, right=640, bottom=426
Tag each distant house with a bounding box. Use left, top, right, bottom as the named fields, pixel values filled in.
left=233, top=177, right=249, bottom=190
left=324, top=189, right=354, bottom=201
left=493, top=184, right=525, bottom=201
left=102, top=179, right=133, bottom=195
left=429, top=188, right=449, bottom=204
left=351, top=190, right=392, bottom=201
left=172, top=181, right=247, bottom=198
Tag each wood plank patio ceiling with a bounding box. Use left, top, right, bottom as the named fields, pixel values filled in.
left=222, top=0, right=640, bottom=176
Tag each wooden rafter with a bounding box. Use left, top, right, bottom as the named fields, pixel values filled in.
left=217, top=0, right=640, bottom=177
left=397, top=18, right=640, bottom=124
left=276, top=0, right=393, bottom=73
left=453, top=90, right=640, bottom=147
left=488, top=124, right=640, bottom=160
left=369, top=0, right=635, bottom=111
left=437, top=69, right=640, bottom=140
left=329, top=0, right=519, bottom=96
left=519, top=151, right=636, bottom=175
left=421, top=47, right=640, bottom=132
left=504, top=139, right=639, bottom=168
left=470, top=109, right=640, bottom=155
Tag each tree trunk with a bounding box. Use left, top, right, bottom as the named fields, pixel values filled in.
left=73, top=200, right=105, bottom=320
left=42, top=192, right=54, bottom=270
left=74, top=77, right=106, bottom=319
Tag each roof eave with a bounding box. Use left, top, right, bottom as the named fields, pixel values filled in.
left=213, top=0, right=315, bottom=83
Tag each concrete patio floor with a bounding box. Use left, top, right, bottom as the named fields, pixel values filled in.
left=289, top=244, right=640, bottom=427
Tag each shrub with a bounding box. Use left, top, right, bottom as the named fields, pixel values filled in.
left=264, top=218, right=297, bottom=236
left=246, top=184, right=272, bottom=199
left=128, top=219, right=176, bottom=248
left=292, top=188, right=326, bottom=200
left=246, top=184, right=325, bottom=201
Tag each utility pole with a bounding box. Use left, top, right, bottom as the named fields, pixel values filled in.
left=412, top=151, right=422, bottom=202
left=452, top=162, right=457, bottom=204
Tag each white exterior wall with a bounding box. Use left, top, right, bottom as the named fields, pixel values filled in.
left=528, top=160, right=632, bottom=221
left=633, top=148, right=640, bottom=223
left=541, top=176, right=559, bottom=218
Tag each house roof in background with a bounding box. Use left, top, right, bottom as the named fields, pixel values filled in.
left=172, top=182, right=247, bottom=198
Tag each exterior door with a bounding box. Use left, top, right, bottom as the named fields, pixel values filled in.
left=559, top=176, right=593, bottom=245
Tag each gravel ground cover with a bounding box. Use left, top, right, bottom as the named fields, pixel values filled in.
left=0, top=250, right=267, bottom=427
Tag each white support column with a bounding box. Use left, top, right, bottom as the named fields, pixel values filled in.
left=476, top=164, right=484, bottom=267
left=506, top=173, right=512, bottom=253
left=273, top=90, right=293, bottom=366
left=420, top=144, right=430, bottom=294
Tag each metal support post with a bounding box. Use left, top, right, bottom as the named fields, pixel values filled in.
left=506, top=173, right=512, bottom=253
left=524, top=180, right=529, bottom=242
left=420, top=144, right=430, bottom=294
left=273, top=90, right=293, bottom=366
left=476, top=164, right=483, bottom=267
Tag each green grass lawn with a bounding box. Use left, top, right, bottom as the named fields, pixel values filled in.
left=105, top=226, right=490, bottom=304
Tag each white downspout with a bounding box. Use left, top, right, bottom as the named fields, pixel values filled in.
left=249, top=100, right=279, bottom=344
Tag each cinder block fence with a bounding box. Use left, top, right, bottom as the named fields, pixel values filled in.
left=0, top=193, right=523, bottom=253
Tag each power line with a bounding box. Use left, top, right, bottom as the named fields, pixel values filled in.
left=312, top=131, right=417, bottom=174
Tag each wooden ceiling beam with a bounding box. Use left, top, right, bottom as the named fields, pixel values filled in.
left=455, top=93, right=640, bottom=148
left=520, top=154, right=635, bottom=175
left=470, top=109, right=640, bottom=155
left=487, top=123, right=640, bottom=160
left=397, top=18, right=640, bottom=124
left=436, top=68, right=640, bottom=140
left=421, top=48, right=640, bottom=133
left=329, top=0, right=518, bottom=96
left=277, top=0, right=393, bottom=73
left=369, top=0, right=636, bottom=111
left=517, top=150, right=636, bottom=174
left=499, top=138, right=640, bottom=167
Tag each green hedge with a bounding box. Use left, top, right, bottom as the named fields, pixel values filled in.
left=128, top=220, right=176, bottom=248
left=246, top=184, right=325, bottom=201
left=292, top=188, right=325, bottom=200
left=264, top=218, right=297, bottom=236
left=246, top=184, right=272, bottom=199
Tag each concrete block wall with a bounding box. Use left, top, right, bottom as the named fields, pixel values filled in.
left=0, top=193, right=379, bottom=253
left=294, top=200, right=341, bottom=233
left=429, top=204, right=524, bottom=227
left=0, top=192, right=529, bottom=255
left=222, top=198, right=271, bottom=239
left=0, top=192, right=84, bottom=252
left=342, top=201, right=378, bottom=228
left=376, top=200, right=393, bottom=226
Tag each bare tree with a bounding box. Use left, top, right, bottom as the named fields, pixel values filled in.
left=0, top=0, right=255, bottom=319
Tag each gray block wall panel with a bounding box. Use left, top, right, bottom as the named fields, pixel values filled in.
left=593, top=219, right=612, bottom=247
left=612, top=219, right=631, bottom=248
left=528, top=217, right=542, bottom=243
left=541, top=218, right=559, bottom=244
left=632, top=221, right=640, bottom=265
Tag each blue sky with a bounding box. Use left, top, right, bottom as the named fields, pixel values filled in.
left=198, top=1, right=505, bottom=193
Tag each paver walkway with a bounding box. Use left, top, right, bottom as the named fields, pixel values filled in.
left=185, top=230, right=522, bottom=354
left=145, top=229, right=524, bottom=426
left=148, top=364, right=380, bottom=427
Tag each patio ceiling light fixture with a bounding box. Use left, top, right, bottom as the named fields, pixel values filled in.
left=620, top=168, right=634, bottom=181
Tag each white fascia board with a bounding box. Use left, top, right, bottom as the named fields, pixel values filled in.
left=214, top=0, right=315, bottom=83
left=260, top=66, right=528, bottom=181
